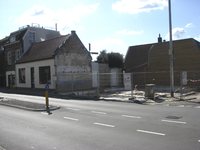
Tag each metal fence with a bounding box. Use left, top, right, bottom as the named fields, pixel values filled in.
left=56, top=71, right=200, bottom=99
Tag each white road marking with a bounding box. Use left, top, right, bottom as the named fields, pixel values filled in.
left=198, top=140, right=200, bottom=143
left=137, top=130, right=165, bottom=136
left=177, top=105, right=185, bottom=107
left=67, top=108, right=79, bottom=111
left=64, top=117, right=79, bottom=121
left=161, top=120, right=187, bottom=124
left=91, top=111, right=106, bottom=115
left=41, top=112, right=51, bottom=115
left=195, top=106, right=200, bottom=108
left=122, top=115, right=141, bottom=119
left=164, top=104, right=169, bottom=106
left=94, top=122, right=115, bottom=128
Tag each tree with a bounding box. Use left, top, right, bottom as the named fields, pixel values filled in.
left=97, top=50, right=108, bottom=63
left=96, top=50, right=124, bottom=68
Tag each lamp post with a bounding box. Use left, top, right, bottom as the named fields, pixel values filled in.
left=168, top=0, right=174, bottom=97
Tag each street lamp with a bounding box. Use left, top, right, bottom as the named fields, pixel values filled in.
left=168, top=0, right=174, bottom=97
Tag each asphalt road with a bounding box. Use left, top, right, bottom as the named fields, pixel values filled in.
left=0, top=93, right=200, bottom=150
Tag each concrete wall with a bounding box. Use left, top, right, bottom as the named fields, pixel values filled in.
left=16, top=59, right=56, bottom=89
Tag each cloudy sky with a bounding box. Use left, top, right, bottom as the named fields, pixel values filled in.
left=0, top=0, right=200, bottom=60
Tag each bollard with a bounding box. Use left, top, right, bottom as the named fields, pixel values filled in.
left=45, top=91, right=49, bottom=108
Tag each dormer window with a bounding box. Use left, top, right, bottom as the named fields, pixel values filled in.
left=0, top=46, right=4, bottom=51
left=10, top=37, right=16, bottom=42
left=29, top=32, right=35, bottom=42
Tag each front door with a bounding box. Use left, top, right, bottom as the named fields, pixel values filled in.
left=31, top=68, right=35, bottom=88
left=8, top=75, right=15, bottom=88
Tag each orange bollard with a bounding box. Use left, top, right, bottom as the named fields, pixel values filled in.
left=45, top=91, right=49, bottom=108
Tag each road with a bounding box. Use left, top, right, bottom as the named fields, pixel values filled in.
left=0, top=92, right=200, bottom=150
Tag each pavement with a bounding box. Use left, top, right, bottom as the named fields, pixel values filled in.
left=0, top=87, right=200, bottom=111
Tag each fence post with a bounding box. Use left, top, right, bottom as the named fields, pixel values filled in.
left=180, top=70, right=183, bottom=100
left=131, top=73, right=133, bottom=97
left=71, top=73, right=74, bottom=94
left=97, top=71, right=99, bottom=97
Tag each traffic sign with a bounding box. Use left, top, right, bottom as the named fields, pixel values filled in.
left=45, top=83, right=49, bottom=91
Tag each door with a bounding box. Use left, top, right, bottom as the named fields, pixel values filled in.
left=31, top=68, right=35, bottom=88
left=8, top=75, right=15, bottom=88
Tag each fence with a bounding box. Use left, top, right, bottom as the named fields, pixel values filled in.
left=56, top=71, right=200, bottom=99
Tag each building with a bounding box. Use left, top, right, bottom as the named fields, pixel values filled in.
left=0, top=37, right=9, bottom=87
left=145, top=38, right=200, bottom=86
left=16, top=31, right=92, bottom=90
left=2, top=24, right=61, bottom=88
left=124, top=35, right=200, bottom=87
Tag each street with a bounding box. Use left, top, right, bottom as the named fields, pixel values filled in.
left=0, top=92, right=200, bottom=150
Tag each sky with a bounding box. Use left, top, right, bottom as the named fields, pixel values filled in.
left=0, top=0, right=200, bottom=60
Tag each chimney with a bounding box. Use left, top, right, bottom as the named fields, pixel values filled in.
left=158, top=34, right=162, bottom=43
left=55, top=23, right=57, bottom=31
left=89, top=43, right=91, bottom=51
left=71, top=30, right=76, bottom=34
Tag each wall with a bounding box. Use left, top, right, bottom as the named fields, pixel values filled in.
left=16, top=59, right=55, bottom=89
left=23, top=27, right=61, bottom=52
left=54, top=31, right=92, bottom=91
left=145, top=39, right=200, bottom=86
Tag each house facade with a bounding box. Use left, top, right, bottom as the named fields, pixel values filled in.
left=145, top=38, right=200, bottom=86
left=16, top=31, right=92, bottom=90
left=2, top=24, right=61, bottom=88
left=0, top=37, right=9, bottom=87
left=124, top=35, right=200, bottom=87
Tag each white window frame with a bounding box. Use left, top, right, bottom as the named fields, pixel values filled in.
left=10, top=37, right=16, bottom=43
left=0, top=46, right=4, bottom=51
left=7, top=51, right=11, bottom=65
left=29, top=32, right=35, bottom=42
left=15, top=49, right=20, bottom=60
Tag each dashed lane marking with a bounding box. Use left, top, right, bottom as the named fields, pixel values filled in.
left=177, top=105, right=185, bottom=107
left=94, top=122, right=115, bottom=128
left=67, top=108, right=79, bottom=111
left=64, top=117, right=79, bottom=121
left=161, top=120, right=187, bottom=124
left=122, top=115, right=141, bottom=119
left=91, top=111, right=106, bottom=115
left=137, top=129, right=165, bottom=136
left=195, top=106, right=200, bottom=108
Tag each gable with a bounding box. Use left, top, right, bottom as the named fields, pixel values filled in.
left=124, top=44, right=153, bottom=71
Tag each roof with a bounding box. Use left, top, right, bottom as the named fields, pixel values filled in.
left=17, top=35, right=70, bottom=64
left=124, top=43, right=153, bottom=70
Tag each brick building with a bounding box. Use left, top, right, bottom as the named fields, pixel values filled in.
left=124, top=35, right=200, bottom=87
left=16, top=31, right=92, bottom=90
left=1, top=24, right=61, bottom=88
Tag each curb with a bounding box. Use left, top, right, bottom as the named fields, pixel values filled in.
left=0, top=102, right=60, bottom=111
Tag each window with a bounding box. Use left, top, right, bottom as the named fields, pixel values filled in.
left=15, top=49, right=20, bottom=60
left=0, top=46, right=4, bottom=51
left=19, top=68, right=26, bottom=83
left=7, top=51, right=11, bottom=65
left=39, top=66, right=51, bottom=84
left=10, top=37, right=16, bottom=43
left=29, top=32, right=35, bottom=42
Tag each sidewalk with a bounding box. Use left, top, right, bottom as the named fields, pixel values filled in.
left=0, top=87, right=200, bottom=111
left=0, top=87, right=60, bottom=111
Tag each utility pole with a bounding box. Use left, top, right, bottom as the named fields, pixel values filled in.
left=168, top=0, right=174, bottom=97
